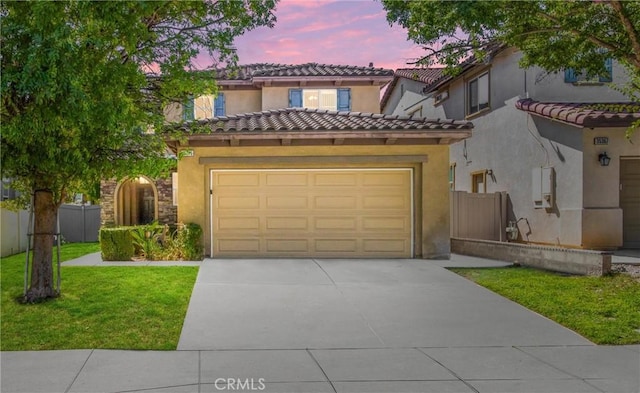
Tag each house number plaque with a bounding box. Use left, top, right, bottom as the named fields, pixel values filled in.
left=593, top=137, right=608, bottom=145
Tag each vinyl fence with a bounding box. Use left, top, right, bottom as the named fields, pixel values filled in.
left=450, top=191, right=508, bottom=242
left=1, top=204, right=101, bottom=257
left=58, top=204, right=101, bottom=243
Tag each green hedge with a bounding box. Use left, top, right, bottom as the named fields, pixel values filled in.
left=99, top=227, right=135, bottom=261
left=177, top=223, right=203, bottom=261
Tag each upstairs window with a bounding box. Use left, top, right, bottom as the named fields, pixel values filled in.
left=565, top=58, right=613, bottom=83
left=182, top=96, right=194, bottom=121
left=182, top=93, right=225, bottom=120
left=467, top=72, right=489, bottom=116
left=289, top=88, right=351, bottom=111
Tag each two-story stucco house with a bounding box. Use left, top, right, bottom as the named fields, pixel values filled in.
left=101, top=63, right=473, bottom=259
left=383, top=48, right=640, bottom=250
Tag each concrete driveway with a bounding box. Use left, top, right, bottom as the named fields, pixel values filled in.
left=4, top=255, right=639, bottom=393
left=178, top=257, right=590, bottom=350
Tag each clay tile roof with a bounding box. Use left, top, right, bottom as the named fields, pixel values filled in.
left=394, top=68, right=447, bottom=85
left=182, top=108, right=471, bottom=133
left=381, top=68, right=446, bottom=110
left=515, top=99, right=640, bottom=128
left=214, top=63, right=394, bottom=80
left=250, top=63, right=394, bottom=78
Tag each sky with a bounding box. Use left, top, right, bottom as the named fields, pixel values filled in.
left=200, top=0, right=427, bottom=71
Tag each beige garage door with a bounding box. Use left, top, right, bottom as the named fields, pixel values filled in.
left=211, top=169, right=413, bottom=258
left=621, top=159, right=640, bottom=248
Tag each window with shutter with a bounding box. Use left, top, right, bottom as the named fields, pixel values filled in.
left=214, top=93, right=225, bottom=116
left=564, top=58, right=613, bottom=84
left=288, top=88, right=350, bottom=111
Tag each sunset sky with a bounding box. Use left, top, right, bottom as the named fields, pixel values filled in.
left=200, top=0, right=427, bottom=71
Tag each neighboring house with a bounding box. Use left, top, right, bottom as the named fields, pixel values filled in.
left=383, top=47, right=640, bottom=250
left=101, top=63, right=473, bottom=258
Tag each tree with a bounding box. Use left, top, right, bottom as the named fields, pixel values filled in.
left=1, top=1, right=276, bottom=302
left=382, top=0, right=640, bottom=97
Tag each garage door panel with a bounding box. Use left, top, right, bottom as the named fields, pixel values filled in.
left=217, top=217, right=260, bottom=230
left=266, top=217, right=309, bottom=230
left=314, top=217, right=358, bottom=230
left=266, top=239, right=309, bottom=252
left=363, top=239, right=408, bottom=252
left=362, top=172, right=408, bottom=186
left=266, top=196, right=309, bottom=209
left=315, top=239, right=358, bottom=252
left=265, top=173, right=308, bottom=186
left=363, top=217, right=409, bottom=231
left=212, top=169, right=413, bottom=258
left=314, top=196, right=357, bottom=209
left=216, top=173, right=260, bottom=186
left=363, top=195, right=408, bottom=209
left=217, top=196, right=261, bottom=209
left=313, top=173, right=358, bottom=186
left=217, top=239, right=260, bottom=253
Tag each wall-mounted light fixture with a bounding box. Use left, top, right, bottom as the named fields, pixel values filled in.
left=598, top=152, right=611, bottom=167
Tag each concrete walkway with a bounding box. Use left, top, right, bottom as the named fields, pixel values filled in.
left=2, top=254, right=639, bottom=393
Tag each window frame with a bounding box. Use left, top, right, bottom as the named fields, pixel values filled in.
left=471, top=170, right=487, bottom=193
left=449, top=163, right=456, bottom=191
left=466, top=72, right=490, bottom=117
left=289, top=88, right=350, bottom=111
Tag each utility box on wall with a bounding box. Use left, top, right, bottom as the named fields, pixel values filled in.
left=532, top=167, right=555, bottom=209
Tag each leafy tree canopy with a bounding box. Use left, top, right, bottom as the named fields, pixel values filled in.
left=0, top=0, right=276, bottom=301
left=382, top=0, right=640, bottom=98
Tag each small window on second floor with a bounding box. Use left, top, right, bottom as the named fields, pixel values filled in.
left=289, top=88, right=351, bottom=111
left=467, top=72, right=489, bottom=116
left=565, top=58, right=612, bottom=84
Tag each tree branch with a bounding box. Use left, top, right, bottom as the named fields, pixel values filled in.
left=536, top=8, right=634, bottom=65
left=609, top=0, right=640, bottom=69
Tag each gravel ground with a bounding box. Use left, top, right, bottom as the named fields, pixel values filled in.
left=611, top=264, right=640, bottom=278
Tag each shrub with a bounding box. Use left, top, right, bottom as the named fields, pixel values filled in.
left=99, top=227, right=135, bottom=261
left=177, top=223, right=203, bottom=261
left=100, top=223, right=203, bottom=262
left=130, top=223, right=164, bottom=260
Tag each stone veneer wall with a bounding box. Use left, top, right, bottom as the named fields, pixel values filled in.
left=100, top=175, right=177, bottom=226
left=100, top=179, right=117, bottom=226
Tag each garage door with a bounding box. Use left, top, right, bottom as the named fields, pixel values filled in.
left=211, top=169, right=413, bottom=258
left=621, top=159, right=640, bottom=248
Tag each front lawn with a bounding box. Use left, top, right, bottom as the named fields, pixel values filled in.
left=451, top=267, right=640, bottom=345
left=1, top=243, right=198, bottom=350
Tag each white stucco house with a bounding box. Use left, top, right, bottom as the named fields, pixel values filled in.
left=383, top=47, right=640, bottom=250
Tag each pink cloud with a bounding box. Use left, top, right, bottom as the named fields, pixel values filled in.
left=230, top=0, right=427, bottom=70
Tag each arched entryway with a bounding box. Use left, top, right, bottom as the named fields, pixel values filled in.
left=115, top=177, right=158, bottom=226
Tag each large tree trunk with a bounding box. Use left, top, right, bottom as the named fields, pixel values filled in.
left=24, top=189, right=59, bottom=302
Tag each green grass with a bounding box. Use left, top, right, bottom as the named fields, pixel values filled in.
left=1, top=243, right=198, bottom=350
left=451, top=267, right=640, bottom=345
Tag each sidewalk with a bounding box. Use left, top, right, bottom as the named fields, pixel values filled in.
left=2, top=345, right=639, bottom=393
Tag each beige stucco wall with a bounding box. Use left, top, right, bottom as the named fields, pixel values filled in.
left=261, top=86, right=383, bottom=113
left=220, top=89, right=262, bottom=114
left=176, top=144, right=451, bottom=258
left=581, top=127, right=639, bottom=249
